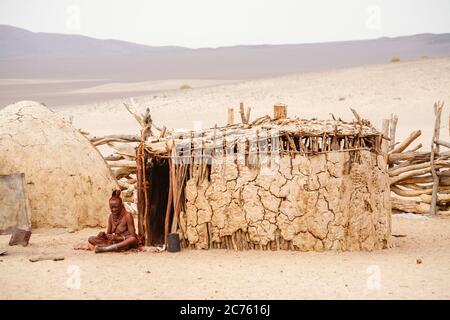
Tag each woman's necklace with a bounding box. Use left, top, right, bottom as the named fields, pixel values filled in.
left=111, top=210, right=124, bottom=233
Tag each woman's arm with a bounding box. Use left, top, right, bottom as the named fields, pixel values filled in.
left=106, top=214, right=112, bottom=234
left=126, top=213, right=136, bottom=237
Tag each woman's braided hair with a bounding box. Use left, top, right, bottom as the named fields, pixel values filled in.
left=110, top=189, right=122, bottom=204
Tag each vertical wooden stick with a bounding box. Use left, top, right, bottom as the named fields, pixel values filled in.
left=245, top=107, right=251, bottom=124
left=170, top=153, right=179, bottom=232
left=227, top=108, right=234, bottom=126
left=170, top=168, right=179, bottom=234
left=274, top=103, right=287, bottom=120
left=171, top=163, right=188, bottom=234
left=142, top=157, right=150, bottom=245
left=212, top=124, right=217, bottom=157
left=381, top=119, right=390, bottom=164
left=381, top=119, right=390, bottom=151
left=430, top=101, right=444, bottom=214
left=239, top=102, right=246, bottom=123
left=164, top=158, right=173, bottom=245
left=136, top=143, right=144, bottom=237
left=389, top=113, right=398, bottom=151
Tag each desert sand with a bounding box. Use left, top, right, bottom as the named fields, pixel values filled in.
left=1, top=215, right=449, bottom=300
left=0, top=78, right=237, bottom=108
left=1, top=57, right=450, bottom=300
left=58, top=57, right=450, bottom=149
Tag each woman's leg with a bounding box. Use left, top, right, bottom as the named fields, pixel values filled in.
left=115, top=236, right=138, bottom=251
left=88, top=236, right=110, bottom=246
left=94, top=236, right=137, bottom=253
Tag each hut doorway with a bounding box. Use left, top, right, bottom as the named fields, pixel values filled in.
left=145, top=158, right=171, bottom=246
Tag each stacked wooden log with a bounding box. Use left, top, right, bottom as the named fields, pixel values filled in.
left=387, top=101, right=449, bottom=214
left=80, top=133, right=139, bottom=214
left=81, top=102, right=166, bottom=216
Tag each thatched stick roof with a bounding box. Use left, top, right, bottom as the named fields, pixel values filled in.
left=142, top=117, right=381, bottom=156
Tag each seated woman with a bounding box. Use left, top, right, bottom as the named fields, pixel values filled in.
left=88, top=190, right=138, bottom=253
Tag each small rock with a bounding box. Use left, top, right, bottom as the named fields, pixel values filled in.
left=416, top=258, right=422, bottom=264
left=30, top=255, right=65, bottom=262
left=145, top=270, right=151, bottom=274
left=67, top=228, right=75, bottom=233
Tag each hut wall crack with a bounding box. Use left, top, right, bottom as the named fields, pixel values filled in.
left=180, top=150, right=391, bottom=251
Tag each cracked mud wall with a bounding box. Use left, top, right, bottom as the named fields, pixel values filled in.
left=180, top=150, right=392, bottom=251
left=0, top=101, right=118, bottom=229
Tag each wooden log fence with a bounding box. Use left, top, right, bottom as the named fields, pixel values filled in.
left=387, top=100, right=449, bottom=215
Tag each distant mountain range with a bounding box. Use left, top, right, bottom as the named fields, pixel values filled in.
left=1, top=25, right=450, bottom=80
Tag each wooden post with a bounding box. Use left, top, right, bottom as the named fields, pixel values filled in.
left=381, top=119, right=390, bottom=167
left=227, top=108, right=234, bottom=126
left=136, top=144, right=144, bottom=238
left=381, top=119, right=390, bottom=155
left=245, top=107, right=251, bottom=124
left=430, top=101, right=444, bottom=214
left=389, top=113, right=398, bottom=151
left=171, top=163, right=187, bottom=234
left=350, top=108, right=362, bottom=123
left=170, top=154, right=179, bottom=233
left=164, top=158, right=173, bottom=245
left=274, top=103, right=287, bottom=120
left=239, top=102, right=246, bottom=123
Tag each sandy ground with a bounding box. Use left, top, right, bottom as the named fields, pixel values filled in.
left=56, top=57, right=450, bottom=148
left=2, top=58, right=450, bottom=300
left=0, top=79, right=238, bottom=107
left=0, top=215, right=449, bottom=300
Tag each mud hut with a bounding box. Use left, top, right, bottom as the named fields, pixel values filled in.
left=136, top=108, right=392, bottom=251
left=0, top=101, right=118, bottom=230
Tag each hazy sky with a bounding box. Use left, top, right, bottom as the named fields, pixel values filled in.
left=1, top=0, right=449, bottom=48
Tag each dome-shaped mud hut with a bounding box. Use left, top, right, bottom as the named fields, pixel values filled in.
left=0, top=101, right=118, bottom=229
